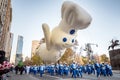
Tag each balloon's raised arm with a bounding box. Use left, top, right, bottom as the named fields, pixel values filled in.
left=42, top=23, right=51, bottom=50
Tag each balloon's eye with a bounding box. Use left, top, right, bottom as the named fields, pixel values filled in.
left=72, top=39, right=74, bottom=43
left=70, top=29, right=75, bottom=35
left=63, top=37, right=67, bottom=42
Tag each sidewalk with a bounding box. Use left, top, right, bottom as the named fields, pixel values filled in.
left=113, top=70, right=120, bottom=74
left=7, top=72, right=39, bottom=80
left=5, top=70, right=120, bottom=80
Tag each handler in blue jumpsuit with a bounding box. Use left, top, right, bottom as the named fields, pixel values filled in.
left=101, top=63, right=106, bottom=76
left=77, top=64, right=83, bottom=78
left=91, top=64, right=95, bottom=74
left=71, top=61, right=77, bottom=78
left=95, top=62, right=101, bottom=77
left=63, top=63, right=69, bottom=76
left=59, top=62, right=64, bottom=76
left=55, top=63, right=59, bottom=75
left=87, top=63, right=92, bottom=74
left=39, top=63, right=45, bottom=77
left=108, top=64, right=113, bottom=76
left=105, top=63, right=110, bottom=76
left=50, top=63, right=55, bottom=76
left=33, top=65, right=38, bottom=75
left=82, top=65, right=87, bottom=73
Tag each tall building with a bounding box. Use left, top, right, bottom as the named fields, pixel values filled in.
left=5, top=32, right=14, bottom=61
left=15, top=35, right=23, bottom=65
left=0, top=0, right=12, bottom=60
left=10, top=53, right=15, bottom=64
left=31, top=40, right=40, bottom=57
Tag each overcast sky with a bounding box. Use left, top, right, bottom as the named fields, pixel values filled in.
left=10, top=0, right=120, bottom=60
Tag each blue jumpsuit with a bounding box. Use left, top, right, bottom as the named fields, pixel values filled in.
left=95, top=63, right=100, bottom=77
left=79, top=65, right=83, bottom=77
left=71, top=63, right=77, bottom=78
left=50, top=64, right=55, bottom=76
left=55, top=64, right=59, bottom=75
left=108, top=65, right=113, bottom=76
left=39, top=65, right=44, bottom=77
left=101, top=64, right=106, bottom=76
left=87, top=64, right=92, bottom=74
left=63, top=64, right=69, bottom=76
left=33, top=66, right=38, bottom=75
left=59, top=64, right=64, bottom=76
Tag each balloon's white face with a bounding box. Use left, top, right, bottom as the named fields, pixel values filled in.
left=51, top=27, right=77, bottom=50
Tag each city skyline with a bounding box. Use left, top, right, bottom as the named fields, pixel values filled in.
left=11, top=0, right=120, bottom=58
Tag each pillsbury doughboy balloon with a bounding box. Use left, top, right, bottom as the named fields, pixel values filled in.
left=36, top=1, right=92, bottom=63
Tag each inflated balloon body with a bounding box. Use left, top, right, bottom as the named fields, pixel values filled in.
left=36, top=1, right=92, bottom=63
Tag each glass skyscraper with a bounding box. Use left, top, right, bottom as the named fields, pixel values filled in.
left=16, top=35, right=23, bottom=54
left=15, top=35, right=23, bottom=65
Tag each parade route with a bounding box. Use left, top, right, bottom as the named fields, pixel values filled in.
left=7, top=71, right=120, bottom=80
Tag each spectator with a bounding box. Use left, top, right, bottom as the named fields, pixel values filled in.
left=0, top=50, right=11, bottom=80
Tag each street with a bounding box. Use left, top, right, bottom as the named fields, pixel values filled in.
left=7, top=71, right=120, bottom=80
